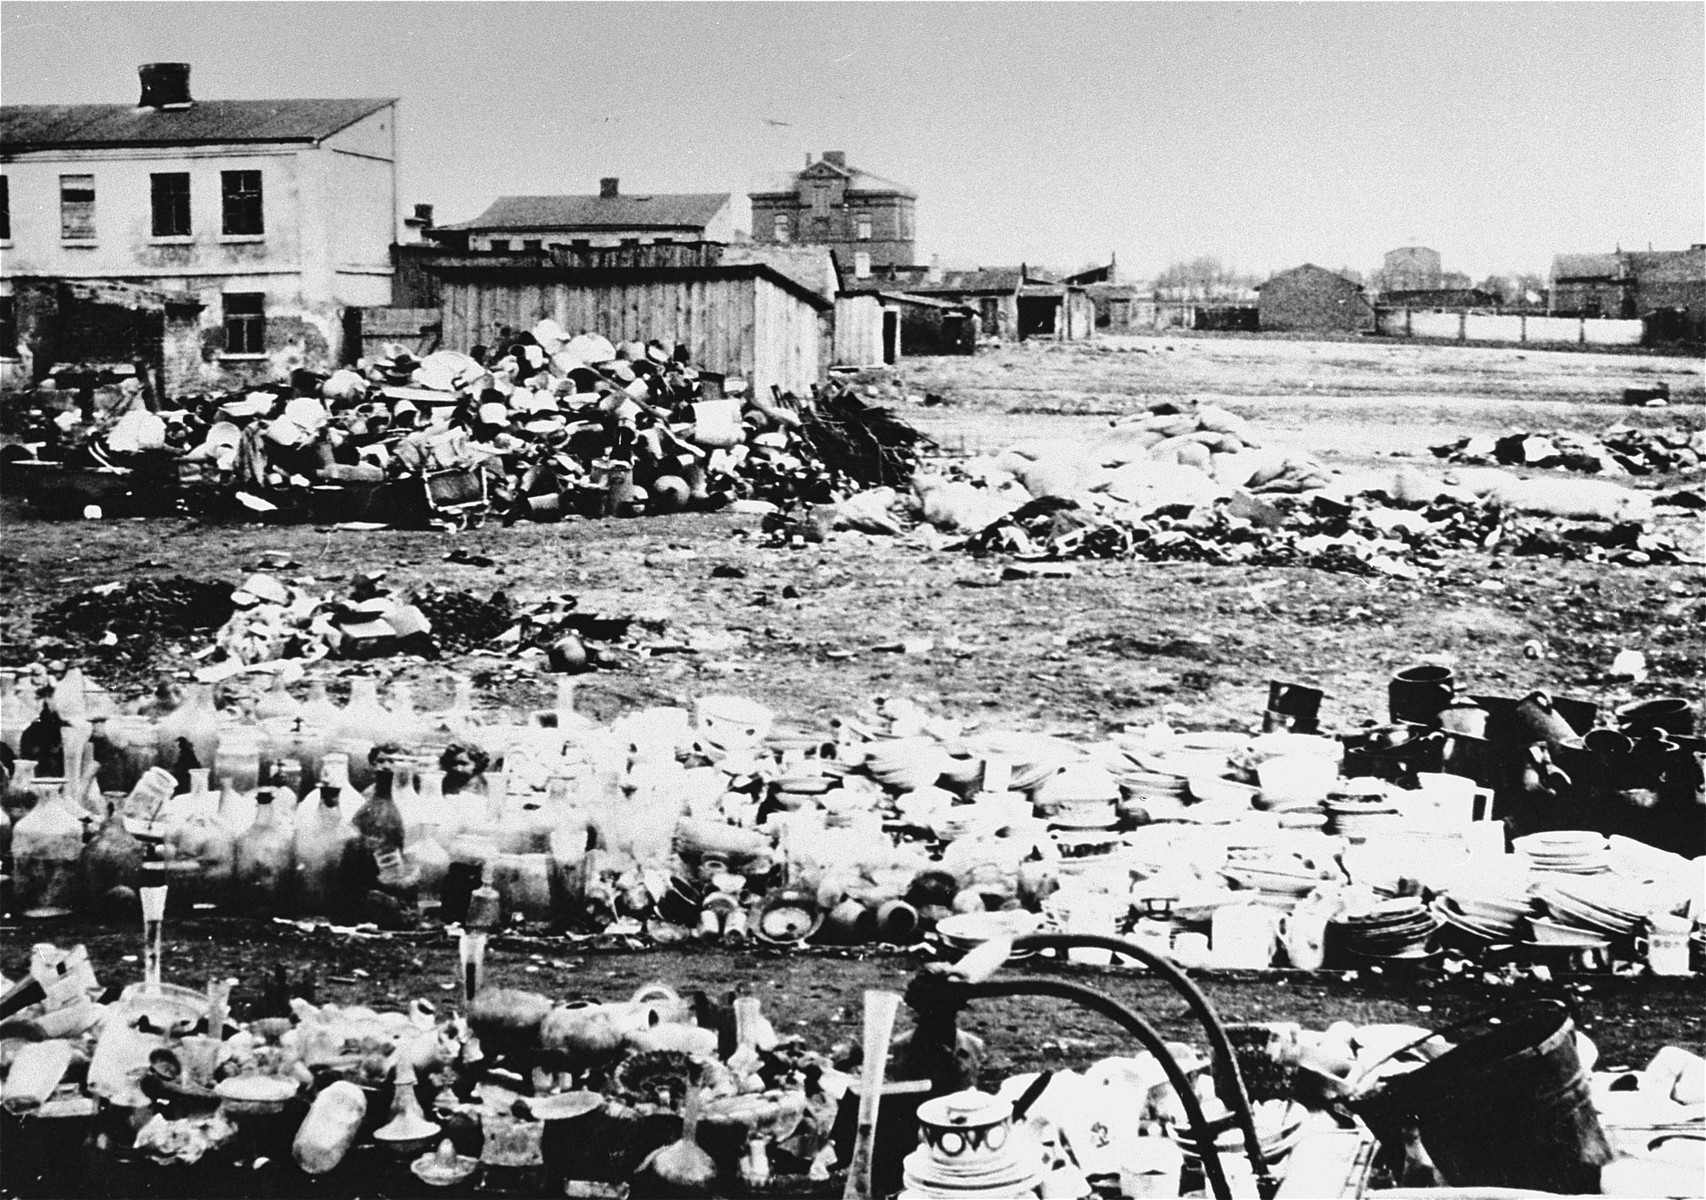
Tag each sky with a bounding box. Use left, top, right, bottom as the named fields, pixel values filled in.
left=2, top=1, right=1702, bottom=281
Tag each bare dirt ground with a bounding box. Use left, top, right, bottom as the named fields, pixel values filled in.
left=2, top=335, right=1703, bottom=1068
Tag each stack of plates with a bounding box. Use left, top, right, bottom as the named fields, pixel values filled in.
left=1535, top=875, right=1653, bottom=937
left=1325, top=796, right=1403, bottom=842
left=1334, top=896, right=1440, bottom=959
left=1514, top=831, right=1610, bottom=875
left=1222, top=856, right=1331, bottom=899
left=1433, top=873, right=1534, bottom=941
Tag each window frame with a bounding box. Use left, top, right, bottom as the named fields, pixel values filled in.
left=222, top=292, right=266, bottom=355
left=0, top=295, right=17, bottom=357
left=856, top=213, right=873, bottom=242
left=220, top=170, right=264, bottom=237
left=0, top=175, right=10, bottom=242
left=60, top=173, right=96, bottom=242
left=150, top=172, right=192, bottom=238
left=772, top=213, right=791, bottom=244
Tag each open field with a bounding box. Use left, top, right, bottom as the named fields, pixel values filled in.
left=2, top=334, right=1703, bottom=1065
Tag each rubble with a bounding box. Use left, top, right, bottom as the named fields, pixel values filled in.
left=1432, top=422, right=1706, bottom=476
left=0, top=333, right=932, bottom=530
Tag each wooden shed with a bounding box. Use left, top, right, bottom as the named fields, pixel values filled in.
left=430, top=257, right=831, bottom=398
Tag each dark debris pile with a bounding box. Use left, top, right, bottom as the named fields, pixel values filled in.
left=31, top=577, right=238, bottom=664
left=1432, top=423, right=1705, bottom=476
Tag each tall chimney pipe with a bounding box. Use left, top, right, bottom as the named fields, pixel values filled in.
left=600, top=177, right=619, bottom=199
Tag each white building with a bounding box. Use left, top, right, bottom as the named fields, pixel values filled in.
left=1, top=63, right=397, bottom=389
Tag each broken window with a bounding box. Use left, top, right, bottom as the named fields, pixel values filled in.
left=60, top=174, right=95, bottom=240
left=223, top=293, right=265, bottom=354
left=221, top=170, right=263, bottom=236
left=151, top=172, right=191, bottom=237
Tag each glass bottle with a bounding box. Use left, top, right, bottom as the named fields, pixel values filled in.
left=315, top=752, right=363, bottom=824
left=256, top=676, right=301, bottom=722
left=20, top=700, right=68, bottom=777
left=12, top=779, right=87, bottom=914
left=51, top=667, right=89, bottom=727
left=354, top=769, right=406, bottom=859
left=216, top=779, right=256, bottom=838
left=300, top=680, right=341, bottom=731
left=159, top=768, right=218, bottom=833
left=1, top=672, right=41, bottom=756
left=214, top=721, right=266, bottom=795
left=235, top=789, right=295, bottom=916
left=335, top=678, right=392, bottom=793
left=294, top=781, right=356, bottom=918
left=386, top=681, right=427, bottom=747
left=442, top=781, right=504, bottom=925
left=80, top=800, right=144, bottom=902
left=154, top=683, right=221, bottom=778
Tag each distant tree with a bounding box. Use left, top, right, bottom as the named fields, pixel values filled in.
left=1441, top=271, right=1472, bottom=291
left=1335, top=265, right=1366, bottom=286
left=1155, top=256, right=1260, bottom=297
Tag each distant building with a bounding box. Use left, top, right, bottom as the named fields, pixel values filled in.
left=1380, top=246, right=1442, bottom=294
left=1257, top=264, right=1375, bottom=333
left=1547, top=253, right=1626, bottom=317
left=1381, top=288, right=1501, bottom=310
left=880, top=265, right=1094, bottom=342
left=0, top=62, right=398, bottom=389
left=749, top=151, right=916, bottom=272
left=1550, top=246, right=1706, bottom=341
left=448, top=179, right=733, bottom=252
left=1065, top=255, right=1152, bottom=332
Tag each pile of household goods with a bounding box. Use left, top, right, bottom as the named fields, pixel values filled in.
left=877, top=403, right=1698, bottom=573
left=2, top=656, right=1701, bottom=975
left=0, top=324, right=931, bottom=526
left=3, top=933, right=1702, bottom=1200
left=1432, top=422, right=1706, bottom=477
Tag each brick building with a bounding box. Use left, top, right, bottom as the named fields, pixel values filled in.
left=1257, top=264, right=1375, bottom=333
left=748, top=151, right=916, bottom=275
left=1380, top=246, right=1442, bottom=294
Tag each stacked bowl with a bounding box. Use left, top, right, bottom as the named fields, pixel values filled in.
left=1514, top=831, right=1610, bottom=875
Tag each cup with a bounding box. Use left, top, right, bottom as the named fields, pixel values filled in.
left=1413, top=772, right=1493, bottom=826
left=1279, top=910, right=1327, bottom=971
left=1637, top=916, right=1693, bottom=976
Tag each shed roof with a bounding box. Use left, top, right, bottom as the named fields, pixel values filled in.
left=455, top=193, right=731, bottom=233
left=1, top=98, right=393, bottom=152
left=1258, top=263, right=1364, bottom=291
left=1551, top=253, right=1622, bottom=281
left=718, top=245, right=840, bottom=301
left=425, top=257, right=833, bottom=311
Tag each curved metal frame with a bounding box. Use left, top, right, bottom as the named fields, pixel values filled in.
left=905, top=932, right=1278, bottom=1200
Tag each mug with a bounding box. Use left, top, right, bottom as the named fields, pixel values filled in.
left=1278, top=910, right=1327, bottom=971
left=1413, top=772, right=1494, bottom=826
left=1172, top=932, right=1211, bottom=968
left=1637, top=916, right=1694, bottom=977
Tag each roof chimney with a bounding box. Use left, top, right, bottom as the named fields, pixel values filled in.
left=138, top=63, right=192, bottom=110
left=600, top=177, right=619, bottom=199
left=822, top=151, right=846, bottom=168
left=412, top=203, right=434, bottom=226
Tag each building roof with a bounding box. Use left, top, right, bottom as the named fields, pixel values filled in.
left=423, top=257, right=834, bottom=312
left=749, top=162, right=917, bottom=200
left=1551, top=253, right=1622, bottom=281
left=1258, top=264, right=1365, bottom=293
left=718, top=245, right=840, bottom=301
left=0, top=98, right=393, bottom=152
left=455, top=193, right=731, bottom=233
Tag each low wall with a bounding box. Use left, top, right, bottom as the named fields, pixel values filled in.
left=1376, top=308, right=1646, bottom=347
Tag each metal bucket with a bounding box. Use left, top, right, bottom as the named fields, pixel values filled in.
left=1352, top=999, right=1612, bottom=1194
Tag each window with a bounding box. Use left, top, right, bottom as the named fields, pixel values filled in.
left=522, top=240, right=542, bottom=252
left=773, top=213, right=790, bottom=243
left=223, top=293, right=265, bottom=354
left=853, top=251, right=872, bottom=279
left=60, top=174, right=95, bottom=240
left=0, top=296, right=16, bottom=355
left=811, top=186, right=830, bottom=215
left=0, top=176, right=9, bottom=240
left=856, top=214, right=873, bottom=242
left=151, top=172, right=191, bottom=237
left=221, top=170, right=263, bottom=236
